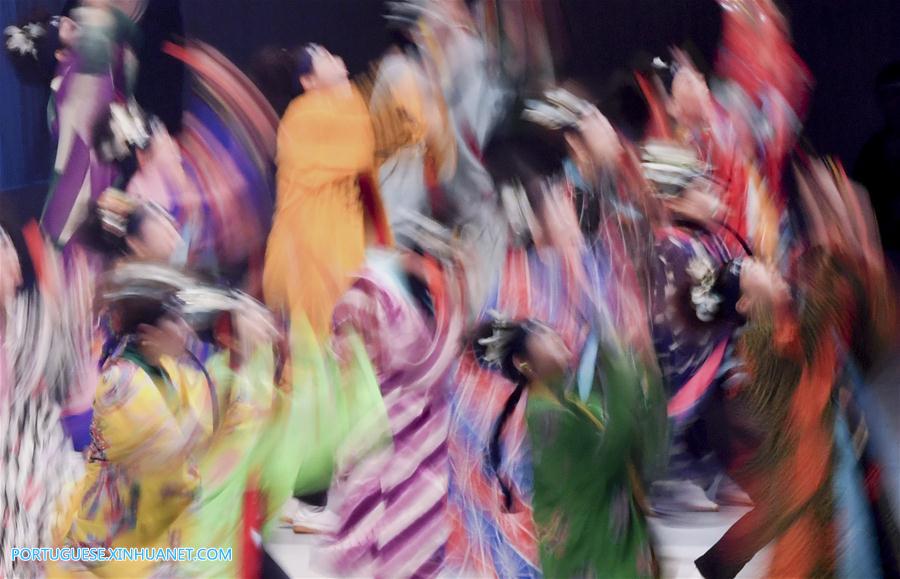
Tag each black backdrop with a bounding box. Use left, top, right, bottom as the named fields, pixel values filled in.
left=2, top=0, right=899, bottom=209
left=180, top=0, right=900, bottom=163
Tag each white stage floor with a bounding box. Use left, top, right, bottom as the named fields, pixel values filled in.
left=267, top=507, right=771, bottom=578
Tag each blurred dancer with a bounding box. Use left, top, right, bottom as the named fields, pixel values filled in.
left=325, top=216, right=467, bottom=577
left=380, top=0, right=511, bottom=311
left=5, top=1, right=141, bottom=247
left=52, top=265, right=214, bottom=577
left=92, top=40, right=278, bottom=290
left=263, top=36, right=454, bottom=521
left=58, top=189, right=185, bottom=450
left=640, top=142, right=753, bottom=512
left=171, top=286, right=291, bottom=578
left=694, top=158, right=899, bottom=578
left=445, top=91, right=668, bottom=576
left=263, top=42, right=452, bottom=338
left=445, top=135, right=590, bottom=578
left=0, top=226, right=91, bottom=578
left=471, top=315, right=662, bottom=578
left=644, top=0, right=811, bottom=263
left=633, top=0, right=812, bottom=511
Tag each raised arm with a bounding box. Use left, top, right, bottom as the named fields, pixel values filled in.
left=715, top=0, right=812, bottom=173
left=361, top=51, right=456, bottom=182
left=91, top=359, right=209, bottom=475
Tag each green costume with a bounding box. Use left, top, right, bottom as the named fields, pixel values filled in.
left=526, top=342, right=666, bottom=578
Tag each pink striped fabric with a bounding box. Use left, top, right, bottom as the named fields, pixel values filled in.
left=327, top=252, right=464, bottom=578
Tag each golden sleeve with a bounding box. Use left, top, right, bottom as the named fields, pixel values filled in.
left=358, top=58, right=456, bottom=177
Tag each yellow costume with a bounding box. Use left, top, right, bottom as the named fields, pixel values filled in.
left=51, top=349, right=213, bottom=578
left=263, top=60, right=452, bottom=337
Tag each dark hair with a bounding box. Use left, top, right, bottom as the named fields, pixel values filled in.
left=74, top=200, right=147, bottom=257
left=709, top=259, right=744, bottom=324
left=189, top=309, right=229, bottom=347
left=110, top=293, right=175, bottom=338
left=247, top=46, right=303, bottom=118
left=484, top=117, right=569, bottom=186
left=295, top=45, right=315, bottom=79
left=681, top=258, right=745, bottom=328
left=471, top=320, right=531, bottom=384
left=483, top=122, right=567, bottom=248
left=4, top=10, right=61, bottom=86
left=471, top=319, right=534, bottom=511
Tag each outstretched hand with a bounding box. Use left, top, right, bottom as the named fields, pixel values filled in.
left=577, top=107, right=623, bottom=167
left=138, top=318, right=191, bottom=363
left=232, top=298, right=279, bottom=362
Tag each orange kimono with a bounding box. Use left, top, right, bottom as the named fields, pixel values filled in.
left=263, top=65, right=448, bottom=337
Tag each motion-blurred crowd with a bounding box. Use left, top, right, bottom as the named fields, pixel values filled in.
left=1, top=0, right=898, bottom=577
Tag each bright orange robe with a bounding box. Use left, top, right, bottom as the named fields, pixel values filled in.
left=263, top=85, right=397, bottom=337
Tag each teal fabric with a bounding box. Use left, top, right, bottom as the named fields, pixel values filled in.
left=834, top=414, right=881, bottom=579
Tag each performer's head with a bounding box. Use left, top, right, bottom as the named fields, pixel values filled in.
left=484, top=116, right=570, bottom=246
left=668, top=51, right=712, bottom=129
left=641, top=141, right=722, bottom=224
left=175, top=286, right=276, bottom=361
left=296, top=44, right=349, bottom=92
left=99, top=263, right=194, bottom=364
left=689, top=258, right=790, bottom=326
left=472, top=316, right=572, bottom=512
left=4, top=10, right=65, bottom=85
left=79, top=189, right=183, bottom=262
left=473, top=318, right=572, bottom=387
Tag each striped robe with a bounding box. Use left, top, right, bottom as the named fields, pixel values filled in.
left=446, top=244, right=605, bottom=578
left=327, top=250, right=464, bottom=578
left=42, top=7, right=138, bottom=246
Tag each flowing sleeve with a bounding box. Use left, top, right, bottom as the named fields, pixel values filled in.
left=715, top=0, right=811, bottom=177
left=358, top=60, right=426, bottom=165
left=716, top=0, right=810, bottom=116
left=707, top=2, right=810, bottom=253
left=359, top=56, right=456, bottom=177
left=90, top=361, right=198, bottom=475
left=198, top=349, right=273, bottom=488
left=573, top=336, right=668, bottom=485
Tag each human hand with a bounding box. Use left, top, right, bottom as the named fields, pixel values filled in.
left=577, top=107, right=623, bottom=167
left=138, top=317, right=190, bottom=363
left=663, top=186, right=721, bottom=224
left=232, top=298, right=278, bottom=361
